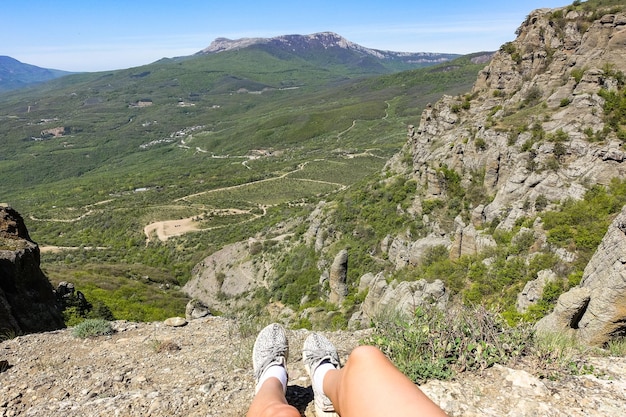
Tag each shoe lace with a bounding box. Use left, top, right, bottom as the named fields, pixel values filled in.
left=254, top=345, right=287, bottom=382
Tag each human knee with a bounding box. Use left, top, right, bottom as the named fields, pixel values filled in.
left=348, top=345, right=386, bottom=364
left=259, top=403, right=300, bottom=417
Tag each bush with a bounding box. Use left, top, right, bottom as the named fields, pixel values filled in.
left=72, top=319, right=114, bottom=339
left=367, top=305, right=532, bottom=383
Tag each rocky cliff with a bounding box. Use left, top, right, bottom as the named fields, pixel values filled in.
left=410, top=8, right=626, bottom=230
left=0, top=206, right=64, bottom=335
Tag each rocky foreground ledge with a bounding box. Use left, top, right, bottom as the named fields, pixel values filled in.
left=1, top=317, right=624, bottom=417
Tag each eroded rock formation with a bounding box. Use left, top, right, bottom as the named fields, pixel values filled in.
left=0, top=207, right=64, bottom=334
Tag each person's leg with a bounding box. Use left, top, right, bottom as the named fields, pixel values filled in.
left=323, top=345, right=449, bottom=417
left=246, top=378, right=300, bottom=417
left=247, top=323, right=300, bottom=417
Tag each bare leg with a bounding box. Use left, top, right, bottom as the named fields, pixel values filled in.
left=246, top=378, right=300, bottom=417
left=248, top=323, right=299, bottom=417
left=323, top=346, right=448, bottom=417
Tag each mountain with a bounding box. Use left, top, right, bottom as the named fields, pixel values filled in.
left=0, top=30, right=487, bottom=323
left=0, top=56, right=72, bottom=92
left=183, top=1, right=626, bottom=344
left=2, top=5, right=626, bottom=416
left=197, top=32, right=461, bottom=73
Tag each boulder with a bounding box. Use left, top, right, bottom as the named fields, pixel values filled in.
left=185, top=299, right=211, bottom=321
left=164, top=317, right=187, bottom=327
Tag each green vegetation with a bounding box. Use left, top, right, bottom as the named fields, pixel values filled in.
left=542, top=180, right=626, bottom=271
left=598, top=74, right=626, bottom=141
left=45, top=262, right=201, bottom=322
left=368, top=305, right=533, bottom=383
left=72, top=319, right=114, bottom=339
left=0, top=46, right=484, bottom=322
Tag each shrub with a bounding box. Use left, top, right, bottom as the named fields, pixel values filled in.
left=368, top=305, right=533, bottom=383
left=571, top=68, right=585, bottom=84
left=72, top=319, right=114, bottom=339
left=422, top=198, right=444, bottom=215
left=535, top=195, right=549, bottom=211
left=500, top=42, right=516, bottom=55
left=475, top=137, right=487, bottom=151
left=523, top=85, right=543, bottom=107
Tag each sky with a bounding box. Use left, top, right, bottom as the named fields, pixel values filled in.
left=2, top=0, right=571, bottom=73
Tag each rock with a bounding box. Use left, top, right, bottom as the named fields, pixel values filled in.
left=357, top=272, right=379, bottom=293
left=185, top=299, right=211, bottom=321
left=164, top=317, right=187, bottom=327
left=387, top=234, right=451, bottom=270
left=360, top=275, right=448, bottom=321
left=0, top=207, right=64, bottom=334
left=535, top=287, right=591, bottom=339
left=451, top=217, right=496, bottom=259
left=516, top=270, right=558, bottom=313
left=410, top=6, right=626, bottom=231
left=56, top=281, right=75, bottom=298
left=328, top=249, right=348, bottom=304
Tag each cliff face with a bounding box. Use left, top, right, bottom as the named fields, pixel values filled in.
left=410, top=8, right=626, bottom=229
left=0, top=207, right=64, bottom=335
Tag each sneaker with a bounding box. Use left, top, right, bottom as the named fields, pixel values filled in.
left=303, top=332, right=341, bottom=416
left=252, top=323, right=289, bottom=392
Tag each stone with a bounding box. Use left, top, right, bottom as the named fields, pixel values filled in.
left=360, top=274, right=448, bottom=321
left=185, top=299, right=211, bottom=321
left=537, top=205, right=626, bottom=344
left=164, top=317, right=187, bottom=327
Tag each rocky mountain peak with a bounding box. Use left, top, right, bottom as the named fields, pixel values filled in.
left=197, top=32, right=459, bottom=64
left=197, top=32, right=353, bottom=54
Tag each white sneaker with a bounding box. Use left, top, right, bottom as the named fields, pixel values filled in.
left=252, top=323, right=289, bottom=392
left=303, top=332, right=341, bottom=416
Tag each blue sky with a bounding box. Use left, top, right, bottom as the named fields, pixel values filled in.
left=3, top=0, right=570, bottom=72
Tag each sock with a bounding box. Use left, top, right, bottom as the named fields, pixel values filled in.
left=312, top=362, right=336, bottom=395
left=256, top=365, right=288, bottom=393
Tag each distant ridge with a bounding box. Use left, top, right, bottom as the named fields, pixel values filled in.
left=0, top=56, right=72, bottom=92
left=197, top=32, right=460, bottom=69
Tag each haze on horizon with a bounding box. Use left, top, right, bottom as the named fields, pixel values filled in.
left=3, top=0, right=569, bottom=72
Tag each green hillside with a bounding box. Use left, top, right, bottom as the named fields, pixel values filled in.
left=0, top=47, right=487, bottom=321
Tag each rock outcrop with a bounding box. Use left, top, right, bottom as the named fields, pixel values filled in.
left=185, top=299, right=211, bottom=321
left=0, top=207, right=64, bottom=334
left=328, top=249, right=348, bottom=304
left=410, top=9, right=626, bottom=229
left=356, top=273, right=448, bottom=324
left=536, top=205, right=626, bottom=345
left=516, top=269, right=558, bottom=313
